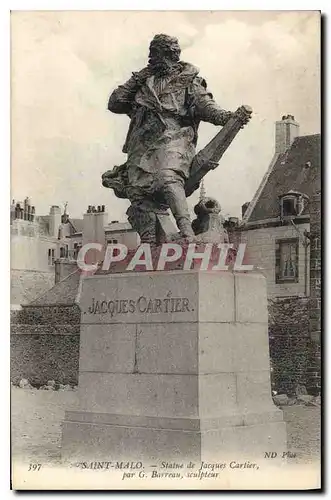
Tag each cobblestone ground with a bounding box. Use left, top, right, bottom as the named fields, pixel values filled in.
left=11, top=387, right=321, bottom=465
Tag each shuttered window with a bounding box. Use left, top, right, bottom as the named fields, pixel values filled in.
left=275, top=238, right=299, bottom=283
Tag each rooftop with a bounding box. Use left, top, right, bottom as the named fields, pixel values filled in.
left=105, top=221, right=132, bottom=232
left=68, top=218, right=84, bottom=234
left=30, top=269, right=82, bottom=306
left=243, top=134, right=321, bottom=224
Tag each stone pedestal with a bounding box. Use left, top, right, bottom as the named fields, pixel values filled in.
left=61, top=270, right=286, bottom=462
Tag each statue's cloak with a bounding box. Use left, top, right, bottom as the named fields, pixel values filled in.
left=104, top=62, right=230, bottom=201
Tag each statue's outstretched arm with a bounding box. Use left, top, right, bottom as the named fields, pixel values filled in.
left=192, top=77, right=233, bottom=126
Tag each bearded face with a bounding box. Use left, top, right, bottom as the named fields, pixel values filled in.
left=148, top=48, right=174, bottom=75
left=148, top=34, right=181, bottom=76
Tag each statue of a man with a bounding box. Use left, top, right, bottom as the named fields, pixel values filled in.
left=106, top=34, right=235, bottom=242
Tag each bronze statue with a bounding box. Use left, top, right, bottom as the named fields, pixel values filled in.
left=103, top=34, right=252, bottom=244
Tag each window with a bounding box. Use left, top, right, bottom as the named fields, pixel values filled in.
left=60, top=245, right=69, bottom=258
left=73, top=243, right=82, bottom=259
left=107, top=239, right=120, bottom=257
left=275, top=238, right=299, bottom=283
left=281, top=197, right=297, bottom=217
left=48, top=248, right=55, bottom=266
left=279, top=192, right=307, bottom=219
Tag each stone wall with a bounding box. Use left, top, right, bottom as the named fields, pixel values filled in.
left=309, top=192, right=321, bottom=341
left=11, top=334, right=80, bottom=386
left=11, top=269, right=55, bottom=306
left=11, top=304, right=81, bottom=386
left=268, top=296, right=310, bottom=395
left=307, top=190, right=321, bottom=394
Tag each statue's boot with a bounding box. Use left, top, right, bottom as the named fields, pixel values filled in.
left=126, top=204, right=157, bottom=244
left=162, top=181, right=195, bottom=239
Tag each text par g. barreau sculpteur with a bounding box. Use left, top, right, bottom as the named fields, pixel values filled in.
left=102, top=34, right=252, bottom=245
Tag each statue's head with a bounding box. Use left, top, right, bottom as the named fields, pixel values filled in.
left=148, top=34, right=181, bottom=74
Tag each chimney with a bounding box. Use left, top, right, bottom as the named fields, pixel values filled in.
left=15, top=202, right=23, bottom=219
left=241, top=201, right=250, bottom=219
left=14, top=202, right=20, bottom=220
left=10, top=200, right=16, bottom=223
left=23, top=197, right=30, bottom=220
left=49, top=205, right=62, bottom=238
left=83, top=204, right=108, bottom=265
left=275, top=114, right=300, bottom=154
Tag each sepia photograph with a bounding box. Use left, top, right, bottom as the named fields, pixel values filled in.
left=10, top=9, right=321, bottom=490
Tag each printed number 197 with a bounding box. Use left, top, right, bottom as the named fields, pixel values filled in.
left=28, top=464, right=42, bottom=471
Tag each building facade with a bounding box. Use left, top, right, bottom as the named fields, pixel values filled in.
left=240, top=115, right=320, bottom=299
left=239, top=115, right=321, bottom=394
left=11, top=199, right=64, bottom=307
left=11, top=200, right=140, bottom=307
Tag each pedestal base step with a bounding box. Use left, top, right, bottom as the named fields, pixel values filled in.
left=62, top=411, right=287, bottom=462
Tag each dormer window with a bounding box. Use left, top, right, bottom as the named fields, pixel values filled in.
left=279, top=192, right=308, bottom=219
left=282, top=196, right=297, bottom=217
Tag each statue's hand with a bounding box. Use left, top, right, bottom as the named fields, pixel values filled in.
left=222, top=111, right=234, bottom=123
left=101, top=164, right=129, bottom=199
left=132, top=66, right=152, bottom=85
left=236, top=105, right=253, bottom=128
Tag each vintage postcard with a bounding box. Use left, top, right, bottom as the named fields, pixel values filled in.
left=10, top=10, right=321, bottom=490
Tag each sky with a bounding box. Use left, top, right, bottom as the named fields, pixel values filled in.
left=11, top=10, right=320, bottom=221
